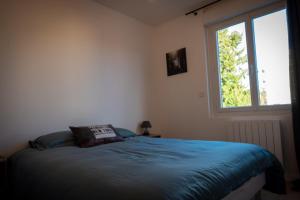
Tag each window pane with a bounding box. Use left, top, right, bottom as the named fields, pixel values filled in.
left=253, top=9, right=291, bottom=105
left=217, top=22, right=252, bottom=108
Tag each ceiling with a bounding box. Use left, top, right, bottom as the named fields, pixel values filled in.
left=94, top=0, right=218, bottom=26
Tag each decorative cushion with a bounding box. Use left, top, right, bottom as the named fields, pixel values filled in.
left=115, top=128, right=136, bottom=138
left=29, top=130, right=75, bottom=150
left=70, top=125, right=124, bottom=148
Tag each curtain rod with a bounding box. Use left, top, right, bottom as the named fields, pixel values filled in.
left=185, top=0, right=222, bottom=16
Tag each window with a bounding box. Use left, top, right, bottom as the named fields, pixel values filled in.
left=253, top=10, right=290, bottom=106
left=207, top=3, right=290, bottom=113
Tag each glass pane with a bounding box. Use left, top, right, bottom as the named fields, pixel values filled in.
left=253, top=9, right=291, bottom=105
left=217, top=22, right=252, bottom=108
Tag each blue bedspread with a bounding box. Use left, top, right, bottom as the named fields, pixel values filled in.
left=8, top=137, right=285, bottom=200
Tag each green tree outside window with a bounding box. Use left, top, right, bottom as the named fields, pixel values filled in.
left=217, top=29, right=252, bottom=107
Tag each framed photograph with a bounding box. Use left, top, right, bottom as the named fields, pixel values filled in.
left=166, top=48, right=187, bottom=76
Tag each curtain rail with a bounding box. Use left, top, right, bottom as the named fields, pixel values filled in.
left=185, top=0, right=222, bottom=16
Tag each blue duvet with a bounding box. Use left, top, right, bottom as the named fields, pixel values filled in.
left=8, top=136, right=285, bottom=200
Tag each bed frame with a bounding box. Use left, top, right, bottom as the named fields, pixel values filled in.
left=223, top=173, right=265, bottom=200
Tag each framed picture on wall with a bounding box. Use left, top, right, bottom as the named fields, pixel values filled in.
left=166, top=48, right=187, bottom=76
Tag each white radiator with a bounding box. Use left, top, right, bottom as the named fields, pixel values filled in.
left=228, top=120, right=283, bottom=164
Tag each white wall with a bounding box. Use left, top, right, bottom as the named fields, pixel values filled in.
left=149, top=0, right=298, bottom=179
left=0, top=0, right=297, bottom=179
left=0, top=0, right=152, bottom=156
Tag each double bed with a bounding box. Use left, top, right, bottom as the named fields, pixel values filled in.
left=8, top=135, right=285, bottom=200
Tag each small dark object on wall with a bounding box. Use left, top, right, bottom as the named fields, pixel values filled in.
left=166, top=48, right=187, bottom=76
left=141, top=121, right=152, bottom=136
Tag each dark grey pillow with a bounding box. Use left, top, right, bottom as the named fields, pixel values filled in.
left=29, top=130, right=75, bottom=150
left=115, top=128, right=136, bottom=138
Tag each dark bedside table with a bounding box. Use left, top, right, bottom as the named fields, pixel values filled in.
left=148, top=134, right=161, bottom=138
left=140, top=134, right=161, bottom=138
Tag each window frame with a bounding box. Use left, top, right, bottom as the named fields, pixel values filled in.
left=206, top=1, right=291, bottom=115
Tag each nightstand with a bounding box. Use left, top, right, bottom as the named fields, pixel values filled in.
left=146, top=134, right=161, bottom=138
left=149, top=134, right=161, bottom=138
left=138, top=134, right=161, bottom=138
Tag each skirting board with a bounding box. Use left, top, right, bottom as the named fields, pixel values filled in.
left=223, top=173, right=265, bottom=200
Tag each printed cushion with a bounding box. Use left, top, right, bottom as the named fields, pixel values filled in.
left=69, top=125, right=124, bottom=148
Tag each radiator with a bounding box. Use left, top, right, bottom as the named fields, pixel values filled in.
left=227, top=120, right=283, bottom=164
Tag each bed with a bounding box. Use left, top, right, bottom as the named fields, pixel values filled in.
left=8, top=135, right=285, bottom=200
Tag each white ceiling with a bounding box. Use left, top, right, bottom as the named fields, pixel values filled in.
left=94, top=0, right=218, bottom=26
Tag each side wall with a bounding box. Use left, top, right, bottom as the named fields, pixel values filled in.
left=0, top=0, right=152, bottom=155
left=149, top=0, right=298, bottom=179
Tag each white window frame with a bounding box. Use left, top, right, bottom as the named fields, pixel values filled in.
left=206, top=1, right=291, bottom=115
